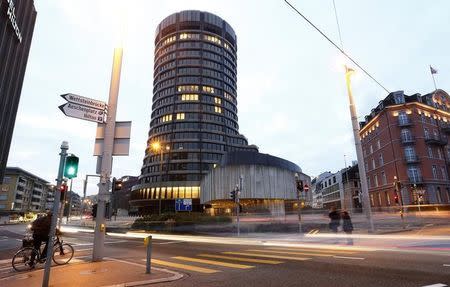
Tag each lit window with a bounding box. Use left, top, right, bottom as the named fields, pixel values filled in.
left=215, top=106, right=222, bottom=113
left=178, top=85, right=199, bottom=92
left=214, top=97, right=222, bottom=104
left=202, top=86, right=215, bottom=94
left=191, top=186, right=200, bottom=198
left=176, top=113, right=185, bottom=120
left=204, top=34, right=221, bottom=45
left=181, top=94, right=199, bottom=101
left=224, top=43, right=230, bottom=50
left=179, top=33, right=199, bottom=40
left=162, top=114, right=172, bottom=122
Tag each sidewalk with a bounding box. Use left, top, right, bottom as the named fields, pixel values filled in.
left=0, top=258, right=183, bottom=287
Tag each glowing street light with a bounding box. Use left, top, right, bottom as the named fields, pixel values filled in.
left=151, top=141, right=170, bottom=215
left=344, top=65, right=374, bottom=233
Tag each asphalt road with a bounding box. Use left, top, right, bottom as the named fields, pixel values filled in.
left=1, top=224, right=449, bottom=287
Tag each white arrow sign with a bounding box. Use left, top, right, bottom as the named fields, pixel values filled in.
left=59, top=102, right=105, bottom=123
left=61, top=93, right=107, bottom=110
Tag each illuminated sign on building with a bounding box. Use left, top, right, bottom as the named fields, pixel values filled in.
left=6, top=0, right=22, bottom=43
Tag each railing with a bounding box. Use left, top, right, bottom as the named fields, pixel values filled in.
left=405, top=155, right=420, bottom=163
left=401, top=136, right=415, bottom=144
left=398, top=119, right=412, bottom=127
left=408, top=176, right=423, bottom=184
left=424, top=134, right=447, bottom=145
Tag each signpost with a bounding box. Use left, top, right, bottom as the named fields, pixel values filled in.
left=175, top=199, right=193, bottom=212
left=59, top=102, right=105, bottom=123
left=58, top=48, right=130, bottom=262
left=61, top=93, right=107, bottom=110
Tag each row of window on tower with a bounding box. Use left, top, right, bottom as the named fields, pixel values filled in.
left=157, top=32, right=233, bottom=51
left=143, top=174, right=204, bottom=183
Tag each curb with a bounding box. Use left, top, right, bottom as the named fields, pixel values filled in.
left=103, top=257, right=184, bottom=286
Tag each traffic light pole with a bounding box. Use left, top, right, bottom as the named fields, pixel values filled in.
left=236, top=176, right=242, bottom=237
left=93, top=47, right=123, bottom=262
left=42, top=141, right=68, bottom=287
left=67, top=179, right=73, bottom=222
left=81, top=174, right=101, bottom=221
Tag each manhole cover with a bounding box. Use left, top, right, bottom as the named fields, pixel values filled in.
left=80, top=268, right=108, bottom=275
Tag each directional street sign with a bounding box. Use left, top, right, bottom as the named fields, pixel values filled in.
left=59, top=102, right=105, bottom=123
left=175, top=198, right=193, bottom=212
left=61, top=93, right=107, bottom=110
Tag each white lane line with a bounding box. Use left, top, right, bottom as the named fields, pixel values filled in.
left=421, top=284, right=447, bottom=287
left=154, top=241, right=182, bottom=245
left=333, top=256, right=365, bottom=260
left=0, top=266, right=11, bottom=271
left=74, top=248, right=92, bottom=252
left=72, top=240, right=128, bottom=246
left=0, top=259, right=10, bottom=264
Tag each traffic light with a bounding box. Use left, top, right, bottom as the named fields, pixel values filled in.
left=64, top=155, right=79, bottom=179
left=59, top=183, right=68, bottom=202
left=394, top=194, right=399, bottom=204
left=230, top=189, right=236, bottom=201
left=296, top=180, right=304, bottom=192
left=112, top=177, right=123, bottom=192
left=92, top=203, right=98, bottom=219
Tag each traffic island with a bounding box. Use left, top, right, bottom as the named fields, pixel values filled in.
left=0, top=258, right=183, bottom=287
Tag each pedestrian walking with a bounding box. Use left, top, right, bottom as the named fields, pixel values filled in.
left=328, top=206, right=340, bottom=234
left=341, top=210, right=354, bottom=245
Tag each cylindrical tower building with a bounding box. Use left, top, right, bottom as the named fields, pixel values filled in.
left=131, top=10, right=257, bottom=214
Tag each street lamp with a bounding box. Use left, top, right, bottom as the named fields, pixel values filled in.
left=151, top=141, right=170, bottom=215
left=344, top=65, right=375, bottom=233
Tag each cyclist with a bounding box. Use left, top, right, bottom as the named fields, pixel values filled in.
left=29, top=210, right=52, bottom=264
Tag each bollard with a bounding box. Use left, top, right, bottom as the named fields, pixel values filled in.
left=144, top=235, right=152, bottom=274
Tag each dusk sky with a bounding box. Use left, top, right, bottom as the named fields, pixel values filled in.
left=7, top=0, right=450, bottom=196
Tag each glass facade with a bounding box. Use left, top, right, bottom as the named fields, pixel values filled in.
left=131, top=11, right=257, bottom=213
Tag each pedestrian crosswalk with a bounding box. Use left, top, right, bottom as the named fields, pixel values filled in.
left=147, top=246, right=364, bottom=275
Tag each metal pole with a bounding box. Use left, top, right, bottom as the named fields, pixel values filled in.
left=297, top=190, right=302, bottom=233
left=145, top=235, right=152, bottom=274
left=81, top=177, right=87, bottom=221
left=57, top=179, right=67, bottom=230
left=42, top=141, right=68, bottom=287
left=67, top=179, right=73, bottom=222
left=159, top=148, right=162, bottom=215
left=93, top=47, right=123, bottom=261
left=237, top=176, right=242, bottom=237
left=345, top=66, right=375, bottom=233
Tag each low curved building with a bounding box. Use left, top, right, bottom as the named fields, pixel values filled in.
left=200, top=151, right=310, bottom=216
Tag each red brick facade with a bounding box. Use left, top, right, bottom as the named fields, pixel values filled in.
left=360, top=90, right=450, bottom=208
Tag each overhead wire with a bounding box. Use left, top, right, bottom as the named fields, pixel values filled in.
left=284, top=0, right=390, bottom=93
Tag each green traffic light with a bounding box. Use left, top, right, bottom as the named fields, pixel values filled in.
left=64, top=155, right=79, bottom=179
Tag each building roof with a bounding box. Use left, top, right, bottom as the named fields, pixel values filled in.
left=220, top=151, right=301, bottom=173
left=359, top=89, right=450, bottom=129
left=5, top=167, right=50, bottom=184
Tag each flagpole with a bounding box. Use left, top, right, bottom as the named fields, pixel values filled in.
left=430, top=65, right=437, bottom=91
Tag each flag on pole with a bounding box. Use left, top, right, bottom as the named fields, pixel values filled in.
left=430, top=66, right=438, bottom=74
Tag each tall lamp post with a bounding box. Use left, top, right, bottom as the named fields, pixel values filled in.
left=345, top=66, right=375, bottom=233
left=151, top=142, right=170, bottom=215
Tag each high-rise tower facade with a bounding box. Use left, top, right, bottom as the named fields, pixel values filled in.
left=0, top=0, right=37, bottom=183
left=131, top=11, right=257, bottom=214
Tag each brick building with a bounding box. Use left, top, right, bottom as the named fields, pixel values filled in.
left=360, top=89, right=450, bottom=208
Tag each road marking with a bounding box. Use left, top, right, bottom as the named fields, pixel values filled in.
left=72, top=240, right=128, bottom=246
left=154, top=241, right=182, bottom=245
left=198, top=254, right=283, bottom=264
left=246, top=249, right=333, bottom=257
left=150, top=259, right=219, bottom=274
left=443, top=264, right=450, bottom=267
left=223, top=252, right=311, bottom=261
left=0, top=259, right=10, bottom=264
left=421, top=284, right=447, bottom=287
left=0, top=266, right=11, bottom=271
left=266, top=247, right=355, bottom=254
left=333, top=256, right=365, bottom=260
left=74, top=248, right=93, bottom=252
left=172, top=256, right=254, bottom=269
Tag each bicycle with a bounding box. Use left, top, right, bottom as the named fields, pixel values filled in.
left=11, top=234, right=74, bottom=272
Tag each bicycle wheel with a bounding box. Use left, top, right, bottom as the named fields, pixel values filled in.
left=12, top=247, right=39, bottom=272
left=52, top=243, right=74, bottom=265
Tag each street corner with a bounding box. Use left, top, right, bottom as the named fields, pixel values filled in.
left=0, top=258, right=183, bottom=287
